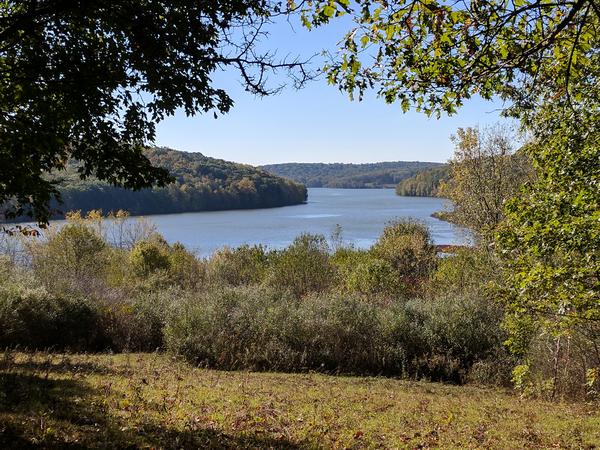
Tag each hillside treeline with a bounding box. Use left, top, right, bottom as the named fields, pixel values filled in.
left=261, top=161, right=444, bottom=188
left=395, top=166, right=449, bottom=197
left=46, top=148, right=307, bottom=218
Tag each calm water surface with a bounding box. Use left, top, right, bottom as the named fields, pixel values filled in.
left=144, top=188, right=470, bottom=255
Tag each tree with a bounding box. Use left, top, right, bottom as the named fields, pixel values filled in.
left=303, top=0, right=599, bottom=115
left=496, top=98, right=599, bottom=397
left=440, top=124, right=532, bottom=238
left=302, top=0, right=599, bottom=395
left=1, top=1, right=308, bottom=223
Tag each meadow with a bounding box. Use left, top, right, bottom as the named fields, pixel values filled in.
left=1, top=352, right=599, bottom=449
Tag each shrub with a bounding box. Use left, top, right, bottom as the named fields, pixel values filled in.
left=371, top=220, right=436, bottom=295
left=266, top=234, right=334, bottom=297
left=206, top=244, right=269, bottom=286
left=30, top=223, right=111, bottom=296
left=164, top=286, right=292, bottom=370
left=430, top=247, right=499, bottom=297
left=466, top=350, right=515, bottom=387
left=345, top=258, right=405, bottom=298
left=99, top=289, right=179, bottom=351
left=330, top=246, right=364, bottom=281
left=164, top=287, right=392, bottom=373
left=0, top=282, right=105, bottom=351
left=509, top=327, right=600, bottom=401
left=168, top=242, right=205, bottom=288
left=282, top=293, right=398, bottom=374
left=332, top=248, right=404, bottom=297
left=129, top=235, right=171, bottom=277
left=165, top=286, right=505, bottom=382
left=0, top=262, right=180, bottom=352
left=0, top=256, right=12, bottom=280
left=401, top=295, right=507, bottom=382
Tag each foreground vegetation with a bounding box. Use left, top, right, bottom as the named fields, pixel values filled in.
left=0, top=215, right=508, bottom=385
left=1, top=351, right=599, bottom=449
left=2, top=204, right=597, bottom=402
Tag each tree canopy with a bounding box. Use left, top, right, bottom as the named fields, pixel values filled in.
left=439, top=125, right=532, bottom=236
left=498, top=96, right=600, bottom=341
left=1, top=0, right=307, bottom=224
left=303, top=0, right=599, bottom=115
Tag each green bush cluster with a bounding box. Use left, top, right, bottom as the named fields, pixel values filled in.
left=0, top=258, right=177, bottom=352
left=0, top=216, right=511, bottom=384
left=164, top=287, right=505, bottom=382
left=0, top=284, right=103, bottom=351
left=266, top=233, right=335, bottom=297
left=206, top=244, right=269, bottom=286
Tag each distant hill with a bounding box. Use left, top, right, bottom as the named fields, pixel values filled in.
left=260, top=161, right=445, bottom=189
left=395, top=166, right=449, bottom=197
left=17, top=147, right=307, bottom=220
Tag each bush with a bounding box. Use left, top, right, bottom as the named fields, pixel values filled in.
left=0, top=256, right=12, bottom=280
left=99, top=289, right=179, bottom=351
left=164, top=287, right=393, bottom=373
left=346, top=258, right=405, bottom=298
left=127, top=236, right=204, bottom=290
left=168, top=242, right=205, bottom=288
left=430, top=247, right=499, bottom=297
left=165, top=286, right=505, bottom=382
left=164, top=286, right=291, bottom=370
left=30, top=223, right=110, bottom=295
left=371, top=220, right=436, bottom=295
left=509, top=326, right=600, bottom=401
left=0, top=282, right=106, bottom=351
left=206, top=244, right=269, bottom=286
left=283, top=293, right=399, bottom=374
left=129, top=235, right=171, bottom=277
left=466, top=351, right=515, bottom=387
left=266, top=234, right=334, bottom=297
left=332, top=248, right=405, bottom=298
left=400, top=295, right=507, bottom=382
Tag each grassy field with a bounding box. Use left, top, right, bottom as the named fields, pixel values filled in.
left=0, top=352, right=599, bottom=449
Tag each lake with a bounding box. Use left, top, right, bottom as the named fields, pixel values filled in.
left=142, top=188, right=470, bottom=255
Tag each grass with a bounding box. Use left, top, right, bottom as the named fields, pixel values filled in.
left=1, top=352, right=599, bottom=449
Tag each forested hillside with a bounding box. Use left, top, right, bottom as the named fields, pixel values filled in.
left=43, top=148, right=307, bottom=218
left=261, top=161, right=444, bottom=188
left=395, top=166, right=449, bottom=197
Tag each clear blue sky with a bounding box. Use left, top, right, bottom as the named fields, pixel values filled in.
left=155, top=14, right=507, bottom=165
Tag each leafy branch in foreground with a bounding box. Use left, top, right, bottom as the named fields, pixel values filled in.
left=499, top=103, right=600, bottom=334
left=301, top=0, right=598, bottom=116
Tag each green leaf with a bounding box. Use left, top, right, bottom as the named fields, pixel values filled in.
left=323, top=5, right=335, bottom=18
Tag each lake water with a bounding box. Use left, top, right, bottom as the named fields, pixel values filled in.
left=142, top=188, right=470, bottom=255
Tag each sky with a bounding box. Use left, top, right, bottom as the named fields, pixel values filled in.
left=155, top=13, right=508, bottom=166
